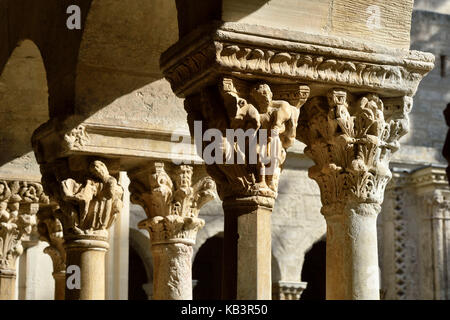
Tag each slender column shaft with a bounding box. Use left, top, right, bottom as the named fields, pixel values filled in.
left=432, top=215, right=445, bottom=299
left=53, top=271, right=65, bottom=300
left=325, top=203, right=380, bottom=300
left=223, top=199, right=272, bottom=300
left=0, top=271, right=15, bottom=300
left=64, top=238, right=108, bottom=300
left=151, top=243, right=193, bottom=300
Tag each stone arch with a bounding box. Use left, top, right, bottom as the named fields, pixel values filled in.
left=193, top=217, right=224, bottom=260
left=0, top=39, right=49, bottom=178
left=129, top=228, right=153, bottom=299
left=1, top=1, right=92, bottom=118
left=74, top=0, right=181, bottom=121
left=192, top=231, right=224, bottom=300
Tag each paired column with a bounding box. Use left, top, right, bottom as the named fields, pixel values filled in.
left=0, top=180, right=48, bottom=299
left=129, top=163, right=215, bottom=300
left=38, top=156, right=124, bottom=300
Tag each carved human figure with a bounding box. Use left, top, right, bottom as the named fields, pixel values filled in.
left=60, top=160, right=123, bottom=235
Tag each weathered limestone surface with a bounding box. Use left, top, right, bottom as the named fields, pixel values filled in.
left=162, top=0, right=434, bottom=299
left=129, top=162, right=215, bottom=300
left=37, top=206, right=66, bottom=300
left=177, top=0, right=414, bottom=49
left=380, top=166, right=450, bottom=300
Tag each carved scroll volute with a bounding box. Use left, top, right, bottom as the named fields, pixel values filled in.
left=185, top=77, right=310, bottom=202
left=298, top=89, right=412, bottom=214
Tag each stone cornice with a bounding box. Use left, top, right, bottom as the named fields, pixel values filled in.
left=31, top=116, right=203, bottom=167
left=161, top=22, right=434, bottom=98
left=389, top=166, right=449, bottom=190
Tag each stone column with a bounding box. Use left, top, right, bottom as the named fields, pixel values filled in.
left=0, top=180, right=47, bottom=299
left=37, top=206, right=66, bottom=300
left=298, top=91, right=419, bottom=299
left=129, top=162, right=215, bottom=300
left=38, top=156, right=124, bottom=300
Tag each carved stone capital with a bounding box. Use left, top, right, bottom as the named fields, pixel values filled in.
left=37, top=206, right=66, bottom=274
left=0, top=180, right=48, bottom=271
left=185, top=77, right=309, bottom=203
left=297, top=89, right=412, bottom=217
left=129, top=162, right=215, bottom=244
left=40, top=157, right=124, bottom=241
left=272, top=281, right=307, bottom=300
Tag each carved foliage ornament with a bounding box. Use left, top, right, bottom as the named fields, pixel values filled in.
left=41, top=159, right=124, bottom=238
left=185, top=77, right=310, bottom=201
left=130, top=163, right=216, bottom=244
left=297, top=89, right=412, bottom=216
left=163, top=39, right=433, bottom=97
left=37, top=206, right=66, bottom=274
left=0, top=180, right=48, bottom=271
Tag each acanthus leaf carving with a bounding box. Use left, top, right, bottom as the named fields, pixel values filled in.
left=129, top=163, right=216, bottom=244
left=297, top=89, right=412, bottom=216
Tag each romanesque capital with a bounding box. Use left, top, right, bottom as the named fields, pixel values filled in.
left=37, top=206, right=66, bottom=274
left=272, top=281, right=307, bottom=300
left=129, top=163, right=216, bottom=245
left=0, top=180, right=48, bottom=272
left=39, top=157, right=124, bottom=241
left=185, top=77, right=309, bottom=204
left=297, top=89, right=412, bottom=217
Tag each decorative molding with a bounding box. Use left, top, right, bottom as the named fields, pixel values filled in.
left=297, top=89, right=411, bottom=217
left=161, top=24, right=434, bottom=98
left=129, top=163, right=215, bottom=244
left=31, top=117, right=203, bottom=165
left=386, top=186, right=408, bottom=299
